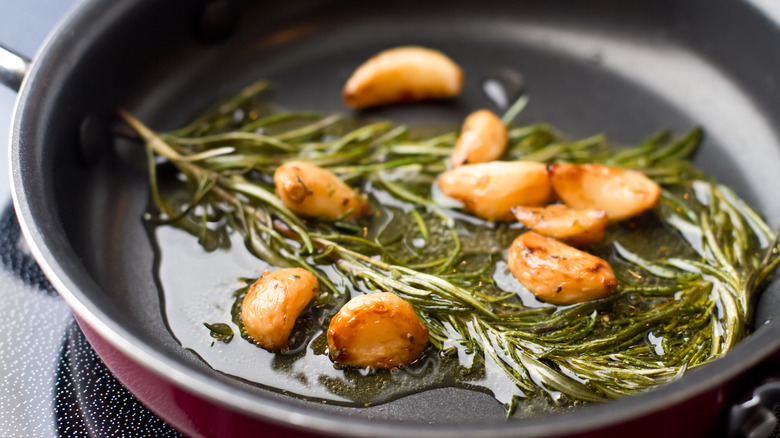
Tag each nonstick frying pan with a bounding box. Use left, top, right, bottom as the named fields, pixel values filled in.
left=5, top=0, right=780, bottom=436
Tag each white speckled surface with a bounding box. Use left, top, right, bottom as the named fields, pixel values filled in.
left=0, top=2, right=72, bottom=435
left=0, top=2, right=180, bottom=436
left=0, top=272, right=71, bottom=437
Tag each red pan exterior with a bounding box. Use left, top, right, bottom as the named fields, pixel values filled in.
left=76, top=315, right=325, bottom=438
left=78, top=309, right=736, bottom=438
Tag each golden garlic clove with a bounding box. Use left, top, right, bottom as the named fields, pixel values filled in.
left=437, top=161, right=554, bottom=221
left=241, top=268, right=319, bottom=351
left=327, top=292, right=428, bottom=369
left=548, top=163, right=660, bottom=221
left=343, top=46, right=464, bottom=108
left=451, top=109, right=508, bottom=167
left=511, top=204, right=608, bottom=246
left=508, top=232, right=617, bottom=305
left=274, top=161, right=369, bottom=221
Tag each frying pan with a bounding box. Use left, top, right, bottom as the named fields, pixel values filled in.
left=4, top=0, right=780, bottom=436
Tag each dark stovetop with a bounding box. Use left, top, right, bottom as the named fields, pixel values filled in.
left=0, top=1, right=181, bottom=436
left=0, top=207, right=181, bottom=437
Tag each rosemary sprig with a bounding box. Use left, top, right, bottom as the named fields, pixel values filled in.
left=120, top=79, right=779, bottom=411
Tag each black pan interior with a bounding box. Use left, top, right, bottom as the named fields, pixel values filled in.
left=14, top=0, right=780, bottom=434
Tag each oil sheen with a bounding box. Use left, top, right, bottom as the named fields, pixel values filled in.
left=150, top=177, right=694, bottom=417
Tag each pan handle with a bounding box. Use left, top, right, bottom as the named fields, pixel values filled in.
left=0, top=45, right=30, bottom=91
left=727, top=378, right=780, bottom=438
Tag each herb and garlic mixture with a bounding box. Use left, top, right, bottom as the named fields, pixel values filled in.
left=122, top=75, right=779, bottom=415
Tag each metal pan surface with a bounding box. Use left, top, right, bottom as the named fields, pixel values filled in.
left=8, top=0, right=780, bottom=436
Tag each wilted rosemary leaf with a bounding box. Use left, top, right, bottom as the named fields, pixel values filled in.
left=120, top=79, right=779, bottom=411
left=204, top=322, right=234, bottom=343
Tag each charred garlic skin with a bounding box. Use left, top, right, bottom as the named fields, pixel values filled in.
left=327, top=292, right=429, bottom=369
left=511, top=204, right=608, bottom=246
left=508, top=232, right=617, bottom=305
left=437, top=161, right=554, bottom=221
left=343, top=46, right=464, bottom=109
left=274, top=161, right=369, bottom=221
left=548, top=163, right=661, bottom=222
left=451, top=109, right=507, bottom=168
left=241, top=268, right=319, bottom=351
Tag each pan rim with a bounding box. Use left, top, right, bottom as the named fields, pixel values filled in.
left=9, top=0, right=780, bottom=436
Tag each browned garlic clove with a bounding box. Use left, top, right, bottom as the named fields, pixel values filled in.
left=451, top=109, right=507, bottom=168
left=508, top=232, right=617, bottom=305
left=437, top=161, right=554, bottom=221
left=511, top=204, right=608, bottom=246
left=343, top=46, right=464, bottom=108
left=327, top=292, right=428, bottom=369
left=548, top=163, right=661, bottom=221
left=274, top=161, right=369, bottom=221
left=241, top=268, right=319, bottom=351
